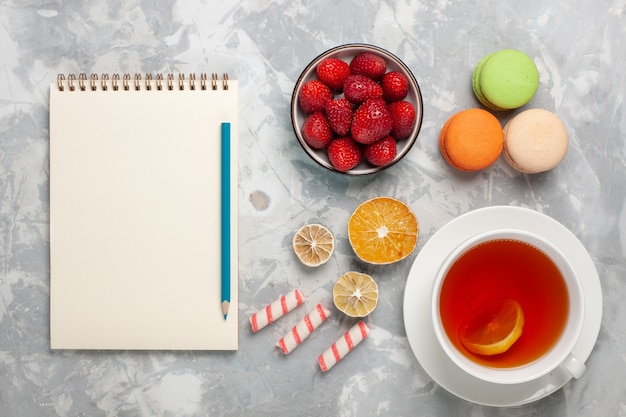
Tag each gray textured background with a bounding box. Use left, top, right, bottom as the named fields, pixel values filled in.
left=1, top=0, right=625, bottom=415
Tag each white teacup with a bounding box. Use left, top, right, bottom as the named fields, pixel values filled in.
left=431, top=229, right=586, bottom=384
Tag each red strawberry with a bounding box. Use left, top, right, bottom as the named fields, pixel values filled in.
left=301, top=112, right=333, bottom=149
left=298, top=80, right=332, bottom=114
left=316, top=58, right=350, bottom=91
left=343, top=75, right=383, bottom=104
left=387, top=100, right=417, bottom=140
left=325, top=98, right=353, bottom=136
left=351, top=99, right=393, bottom=144
left=327, top=136, right=362, bottom=172
left=349, top=52, right=387, bottom=81
left=381, top=71, right=409, bottom=102
left=364, top=135, right=397, bottom=167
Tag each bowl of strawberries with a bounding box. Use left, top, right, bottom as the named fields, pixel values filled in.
left=291, top=43, right=424, bottom=175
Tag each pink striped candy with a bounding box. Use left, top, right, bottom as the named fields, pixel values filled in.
left=317, top=321, right=370, bottom=372
left=250, top=289, right=305, bottom=332
left=277, top=304, right=331, bottom=354
left=318, top=321, right=370, bottom=372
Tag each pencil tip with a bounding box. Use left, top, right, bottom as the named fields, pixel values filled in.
left=221, top=300, right=230, bottom=320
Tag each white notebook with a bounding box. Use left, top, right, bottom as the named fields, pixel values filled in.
left=49, top=73, right=238, bottom=350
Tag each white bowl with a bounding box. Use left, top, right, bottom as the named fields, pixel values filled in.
left=291, top=43, right=424, bottom=175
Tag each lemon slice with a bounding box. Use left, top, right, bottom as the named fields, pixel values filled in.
left=332, top=271, right=379, bottom=317
left=292, top=224, right=335, bottom=267
left=348, top=196, right=418, bottom=265
left=459, top=298, right=525, bottom=356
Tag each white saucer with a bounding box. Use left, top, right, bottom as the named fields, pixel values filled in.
left=403, top=206, right=603, bottom=407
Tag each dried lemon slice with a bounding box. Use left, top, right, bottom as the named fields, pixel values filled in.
left=332, top=271, right=379, bottom=317
left=459, top=298, right=525, bottom=356
left=348, top=196, right=418, bottom=265
left=292, top=223, right=335, bottom=267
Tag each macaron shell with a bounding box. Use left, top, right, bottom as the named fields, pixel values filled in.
left=472, top=53, right=505, bottom=111
left=439, top=113, right=458, bottom=167
left=440, top=108, right=504, bottom=172
left=475, top=49, right=539, bottom=110
left=503, top=109, right=568, bottom=174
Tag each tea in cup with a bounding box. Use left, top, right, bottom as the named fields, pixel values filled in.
left=431, top=229, right=586, bottom=384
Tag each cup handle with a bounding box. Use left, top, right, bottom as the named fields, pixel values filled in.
left=562, top=352, right=586, bottom=379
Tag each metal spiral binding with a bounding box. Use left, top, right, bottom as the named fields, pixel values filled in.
left=56, top=73, right=229, bottom=91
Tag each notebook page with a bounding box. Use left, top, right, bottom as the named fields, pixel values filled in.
left=49, top=78, right=238, bottom=350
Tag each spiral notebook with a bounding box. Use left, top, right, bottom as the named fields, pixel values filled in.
left=49, top=73, right=238, bottom=350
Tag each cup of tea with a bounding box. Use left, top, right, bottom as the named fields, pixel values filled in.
left=431, top=229, right=586, bottom=384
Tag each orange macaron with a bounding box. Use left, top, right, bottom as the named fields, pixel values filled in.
left=439, top=108, right=504, bottom=172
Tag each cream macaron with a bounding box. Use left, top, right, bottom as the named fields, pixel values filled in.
left=503, top=109, right=568, bottom=174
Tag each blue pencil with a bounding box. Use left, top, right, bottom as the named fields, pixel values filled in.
left=221, top=122, right=231, bottom=320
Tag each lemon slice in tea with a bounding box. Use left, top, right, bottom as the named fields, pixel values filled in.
left=459, top=298, right=525, bottom=356
left=348, top=196, right=418, bottom=265
left=332, top=271, right=379, bottom=317
left=292, top=223, right=335, bottom=267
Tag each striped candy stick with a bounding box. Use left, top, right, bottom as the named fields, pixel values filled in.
left=249, top=289, right=305, bottom=332
left=277, top=304, right=331, bottom=354
left=318, top=321, right=370, bottom=372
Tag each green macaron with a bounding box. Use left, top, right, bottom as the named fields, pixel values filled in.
left=472, top=49, right=539, bottom=111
